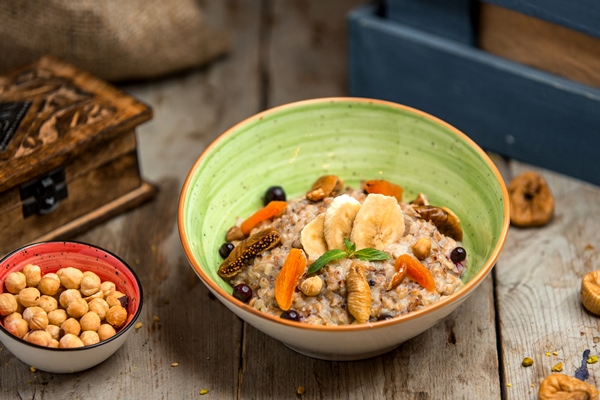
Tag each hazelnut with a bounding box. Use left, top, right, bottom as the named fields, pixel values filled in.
left=57, top=267, right=83, bottom=289
left=5, top=272, right=26, bottom=294
left=23, top=306, right=48, bottom=330
left=88, top=298, right=109, bottom=320
left=106, top=305, right=128, bottom=328
left=100, top=281, right=116, bottom=298
left=59, top=288, right=82, bottom=308
left=48, top=309, right=68, bottom=326
left=37, top=295, right=58, bottom=313
left=0, top=293, right=18, bottom=316
left=80, top=311, right=101, bottom=332
left=80, top=330, right=100, bottom=346
left=45, top=324, right=60, bottom=341
left=299, top=276, right=323, bottom=297
left=23, top=329, right=52, bottom=347
left=38, top=273, right=61, bottom=296
left=48, top=339, right=60, bottom=348
left=97, top=324, right=116, bottom=341
left=5, top=318, right=29, bottom=338
left=17, top=287, right=40, bottom=307
left=83, top=290, right=104, bottom=302
left=80, top=271, right=101, bottom=297
left=106, top=291, right=128, bottom=308
left=22, top=264, right=42, bottom=287
left=226, top=226, right=246, bottom=242
left=412, top=238, right=432, bottom=260
left=66, top=298, right=89, bottom=318
left=61, top=318, right=81, bottom=336
left=59, top=333, right=84, bottom=348
left=3, top=312, right=22, bottom=323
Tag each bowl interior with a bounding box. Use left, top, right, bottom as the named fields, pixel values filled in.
left=181, top=98, right=508, bottom=294
left=0, top=241, right=142, bottom=332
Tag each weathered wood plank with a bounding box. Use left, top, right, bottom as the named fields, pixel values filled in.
left=386, top=0, right=477, bottom=45
left=496, top=161, right=600, bottom=399
left=0, top=0, right=264, bottom=398
left=479, top=3, right=600, bottom=89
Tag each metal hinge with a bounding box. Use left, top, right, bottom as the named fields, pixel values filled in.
left=20, top=167, right=68, bottom=218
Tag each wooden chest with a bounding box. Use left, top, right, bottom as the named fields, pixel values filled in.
left=0, top=56, right=157, bottom=256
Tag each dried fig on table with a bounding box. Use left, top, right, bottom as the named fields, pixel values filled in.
left=508, top=171, right=554, bottom=227
left=580, top=271, right=600, bottom=315
left=538, top=373, right=598, bottom=400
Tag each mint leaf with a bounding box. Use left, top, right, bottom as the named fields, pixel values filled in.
left=306, top=249, right=347, bottom=275
left=353, top=248, right=391, bottom=262
left=344, top=238, right=355, bottom=254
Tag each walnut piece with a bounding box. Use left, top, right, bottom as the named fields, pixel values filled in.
left=508, top=171, right=554, bottom=227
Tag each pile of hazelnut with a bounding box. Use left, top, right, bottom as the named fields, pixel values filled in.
left=0, top=265, right=129, bottom=348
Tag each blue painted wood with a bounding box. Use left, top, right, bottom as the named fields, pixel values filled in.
left=482, top=0, right=600, bottom=39
left=348, top=4, right=600, bottom=186
left=386, top=0, right=476, bottom=45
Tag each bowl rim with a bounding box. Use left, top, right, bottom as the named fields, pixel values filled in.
left=178, top=96, right=510, bottom=332
left=0, top=240, right=144, bottom=351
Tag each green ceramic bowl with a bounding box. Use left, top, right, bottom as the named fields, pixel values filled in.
left=179, top=97, right=509, bottom=360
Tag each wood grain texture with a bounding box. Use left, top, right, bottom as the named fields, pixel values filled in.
left=496, top=161, right=600, bottom=399
left=481, top=0, right=600, bottom=39
left=479, top=3, right=600, bottom=89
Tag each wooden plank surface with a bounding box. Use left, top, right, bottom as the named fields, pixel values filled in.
left=3, top=1, right=598, bottom=399
left=479, top=3, right=600, bottom=89
left=495, top=161, right=600, bottom=399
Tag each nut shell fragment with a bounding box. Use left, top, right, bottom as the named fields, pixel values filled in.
left=508, top=171, right=554, bottom=227
left=346, top=262, right=372, bottom=324
left=538, top=373, right=598, bottom=400
left=218, top=228, right=282, bottom=278
left=580, top=271, right=600, bottom=315
left=306, top=175, right=344, bottom=202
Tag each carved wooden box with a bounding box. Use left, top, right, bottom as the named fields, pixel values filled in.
left=0, top=56, right=157, bottom=255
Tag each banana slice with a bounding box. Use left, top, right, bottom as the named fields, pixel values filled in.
left=350, top=193, right=405, bottom=250
left=300, top=214, right=328, bottom=262
left=323, top=194, right=362, bottom=250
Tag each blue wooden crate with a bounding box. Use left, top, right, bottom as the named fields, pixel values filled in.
left=348, top=3, right=600, bottom=186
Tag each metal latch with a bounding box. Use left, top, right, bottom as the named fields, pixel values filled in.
left=20, top=167, right=68, bottom=218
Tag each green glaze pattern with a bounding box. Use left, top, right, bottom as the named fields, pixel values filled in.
left=181, top=98, right=508, bottom=293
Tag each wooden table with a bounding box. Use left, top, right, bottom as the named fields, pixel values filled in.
left=1, top=1, right=599, bottom=398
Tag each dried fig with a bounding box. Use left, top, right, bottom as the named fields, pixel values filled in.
left=581, top=271, right=600, bottom=315
left=508, top=171, right=554, bottom=227
left=538, top=373, right=598, bottom=400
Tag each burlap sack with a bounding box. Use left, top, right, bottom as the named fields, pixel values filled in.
left=0, top=0, right=231, bottom=82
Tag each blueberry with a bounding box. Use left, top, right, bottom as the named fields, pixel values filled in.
left=450, top=247, right=467, bottom=264
left=232, top=284, right=253, bottom=303
left=264, top=186, right=286, bottom=205
left=280, top=310, right=301, bottom=322
left=219, top=242, right=235, bottom=259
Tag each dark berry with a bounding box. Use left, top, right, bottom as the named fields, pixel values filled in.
left=377, top=314, right=394, bottom=321
left=264, top=186, right=286, bottom=205
left=219, top=242, right=235, bottom=259
left=280, top=310, right=301, bottom=322
left=232, top=283, right=253, bottom=303
left=450, top=247, right=467, bottom=264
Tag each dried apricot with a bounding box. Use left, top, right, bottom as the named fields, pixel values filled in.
left=275, top=248, right=307, bottom=311
left=240, top=201, right=287, bottom=235
left=396, top=254, right=435, bottom=292
left=364, top=179, right=403, bottom=202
